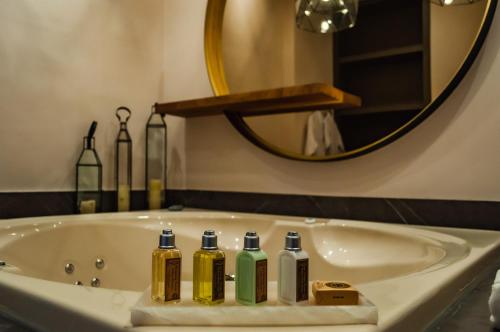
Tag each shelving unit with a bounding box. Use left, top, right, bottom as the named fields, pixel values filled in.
left=338, top=44, right=424, bottom=64
left=333, top=0, right=430, bottom=150
left=334, top=0, right=430, bottom=117
left=336, top=102, right=426, bottom=116
left=155, top=83, right=361, bottom=118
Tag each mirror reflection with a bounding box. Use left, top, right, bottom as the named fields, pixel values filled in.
left=222, top=0, right=488, bottom=157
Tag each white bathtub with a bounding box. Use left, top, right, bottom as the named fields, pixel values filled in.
left=0, top=211, right=498, bottom=332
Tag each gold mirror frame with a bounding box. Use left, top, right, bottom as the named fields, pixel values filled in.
left=204, top=0, right=497, bottom=162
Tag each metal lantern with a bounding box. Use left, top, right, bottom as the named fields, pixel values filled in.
left=76, top=121, right=102, bottom=214
left=145, top=104, right=167, bottom=210
left=115, top=106, right=132, bottom=212
left=296, top=0, right=359, bottom=33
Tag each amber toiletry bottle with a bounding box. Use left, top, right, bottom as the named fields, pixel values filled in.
left=151, top=229, right=182, bottom=303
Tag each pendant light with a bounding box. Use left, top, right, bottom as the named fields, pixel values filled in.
left=296, top=0, right=359, bottom=33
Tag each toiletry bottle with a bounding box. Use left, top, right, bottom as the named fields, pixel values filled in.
left=278, top=231, right=309, bottom=304
left=236, top=231, right=268, bottom=305
left=193, top=230, right=225, bottom=305
left=151, top=229, right=182, bottom=303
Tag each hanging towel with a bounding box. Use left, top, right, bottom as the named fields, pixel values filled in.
left=323, top=111, right=345, bottom=154
left=304, top=110, right=344, bottom=156
left=489, top=270, right=500, bottom=329
left=304, top=111, right=326, bottom=156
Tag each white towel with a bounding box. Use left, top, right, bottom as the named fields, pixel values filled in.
left=304, top=111, right=344, bottom=156
left=323, top=111, right=345, bottom=154
left=489, top=270, right=500, bottom=328
left=304, top=111, right=326, bottom=156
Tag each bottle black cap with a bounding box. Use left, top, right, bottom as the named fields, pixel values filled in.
left=244, top=231, right=260, bottom=251
left=201, top=230, right=218, bottom=250
left=159, top=229, right=176, bottom=249
left=284, top=231, right=301, bottom=251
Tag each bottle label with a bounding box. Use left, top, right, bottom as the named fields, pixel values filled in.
left=212, top=257, right=225, bottom=301
left=164, top=257, right=181, bottom=302
left=255, top=259, right=267, bottom=303
left=296, top=258, right=309, bottom=302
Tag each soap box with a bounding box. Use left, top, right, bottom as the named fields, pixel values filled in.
left=312, top=281, right=359, bottom=305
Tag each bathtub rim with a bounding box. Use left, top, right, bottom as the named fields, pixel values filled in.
left=0, top=211, right=498, bottom=332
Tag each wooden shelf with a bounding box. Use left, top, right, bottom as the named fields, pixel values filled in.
left=339, top=44, right=424, bottom=64
left=155, top=83, right=361, bottom=118
left=336, top=102, right=425, bottom=116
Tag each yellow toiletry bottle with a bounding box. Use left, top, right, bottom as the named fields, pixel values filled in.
left=193, top=230, right=225, bottom=304
left=151, top=229, right=182, bottom=303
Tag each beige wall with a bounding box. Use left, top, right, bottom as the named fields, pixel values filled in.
left=222, top=0, right=332, bottom=154
left=0, top=0, right=193, bottom=192
left=431, top=0, right=487, bottom=99
left=222, top=0, right=333, bottom=92
left=185, top=2, right=500, bottom=202
left=3, top=0, right=500, bottom=203
left=222, top=0, right=295, bottom=93
left=161, top=0, right=214, bottom=189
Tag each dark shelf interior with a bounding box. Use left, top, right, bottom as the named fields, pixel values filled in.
left=333, top=0, right=430, bottom=145
left=335, top=110, right=420, bottom=150
left=336, top=102, right=426, bottom=116
left=337, top=0, right=424, bottom=57
left=339, top=44, right=424, bottom=64
left=338, top=52, right=426, bottom=109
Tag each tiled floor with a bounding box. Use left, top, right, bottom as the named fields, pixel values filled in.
left=0, top=315, right=31, bottom=332
left=429, top=267, right=499, bottom=332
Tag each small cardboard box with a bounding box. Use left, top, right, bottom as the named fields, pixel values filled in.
left=312, top=281, right=359, bottom=305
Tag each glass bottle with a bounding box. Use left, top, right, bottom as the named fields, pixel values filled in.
left=193, top=230, right=225, bottom=305
left=235, top=231, right=268, bottom=305
left=76, top=121, right=102, bottom=214
left=278, top=231, right=309, bottom=304
left=151, top=229, right=182, bottom=303
left=115, top=106, right=132, bottom=212
left=145, top=104, right=167, bottom=210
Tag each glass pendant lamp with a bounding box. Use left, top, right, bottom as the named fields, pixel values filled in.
left=296, top=0, right=359, bottom=33
left=145, top=104, right=167, bottom=210
left=115, top=106, right=132, bottom=212
left=76, top=121, right=102, bottom=214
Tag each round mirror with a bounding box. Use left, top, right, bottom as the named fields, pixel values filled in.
left=205, top=0, right=496, bottom=161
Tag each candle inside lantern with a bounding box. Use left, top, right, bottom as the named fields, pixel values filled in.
left=80, top=200, right=96, bottom=214
left=118, top=184, right=130, bottom=212
left=148, top=179, right=162, bottom=210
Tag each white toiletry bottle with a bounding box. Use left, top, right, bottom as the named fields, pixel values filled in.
left=278, top=231, right=309, bottom=304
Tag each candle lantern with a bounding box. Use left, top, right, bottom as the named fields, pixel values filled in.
left=115, top=106, right=132, bottom=212
left=145, top=104, right=167, bottom=210
left=76, top=121, right=102, bottom=214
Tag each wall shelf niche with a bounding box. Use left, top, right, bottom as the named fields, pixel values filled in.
left=338, top=44, right=424, bottom=65
left=155, top=83, right=361, bottom=118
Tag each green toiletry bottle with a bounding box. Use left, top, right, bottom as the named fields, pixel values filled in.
left=235, top=231, right=268, bottom=305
